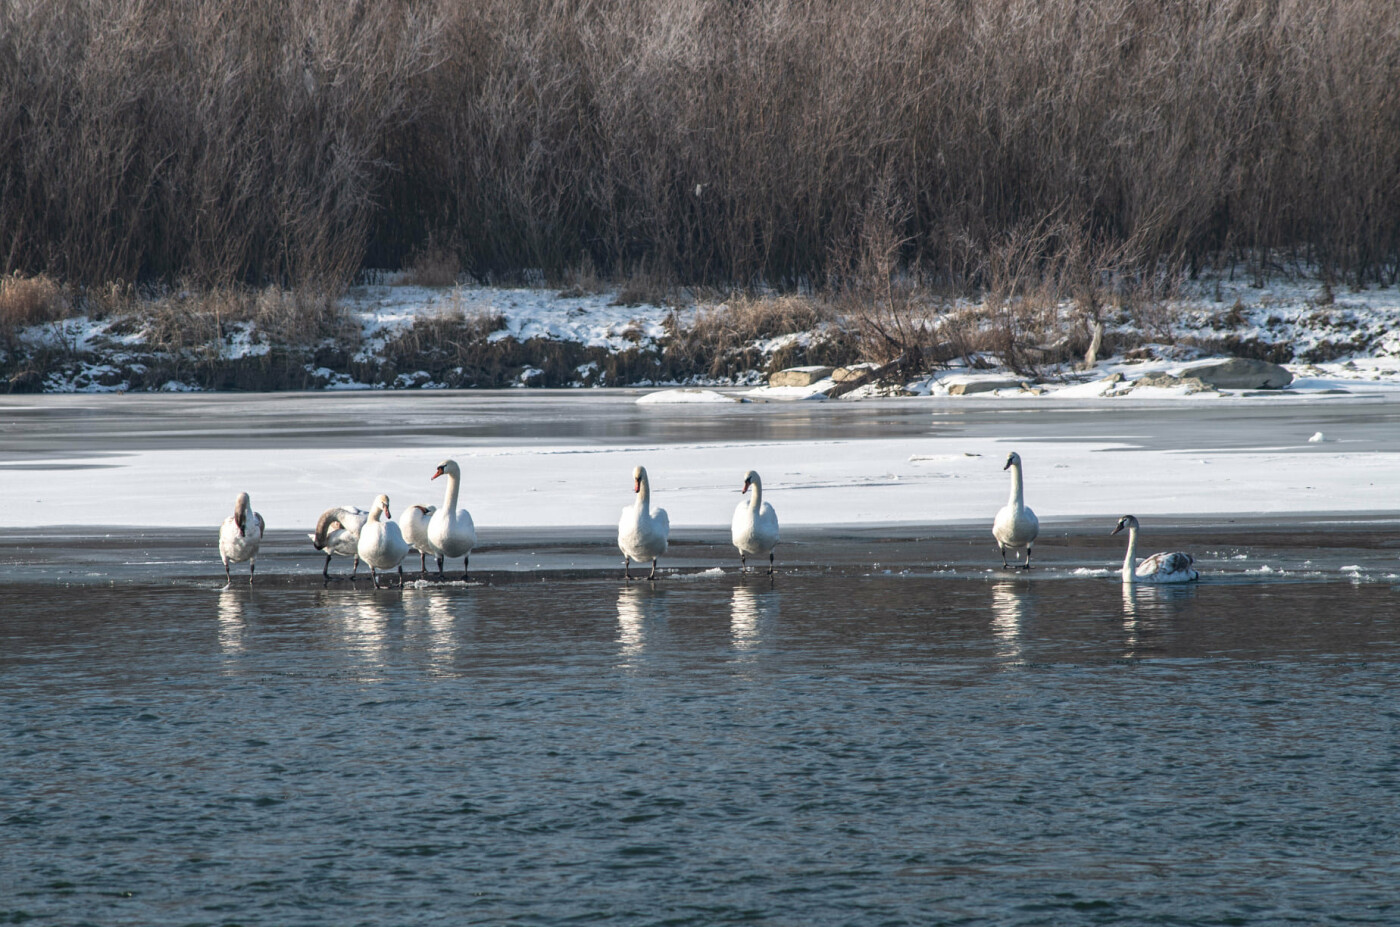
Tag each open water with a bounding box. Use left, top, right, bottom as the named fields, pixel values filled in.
left=3, top=569, right=1398, bottom=925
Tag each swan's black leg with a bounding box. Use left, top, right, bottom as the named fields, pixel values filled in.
left=419, top=550, right=428, bottom=579
left=322, top=553, right=332, bottom=580
left=462, top=554, right=470, bottom=583
left=397, top=565, right=405, bottom=587
left=624, top=557, right=632, bottom=581
left=1024, top=547, right=1033, bottom=571
left=249, top=560, right=255, bottom=585
left=740, top=553, right=747, bottom=574
left=999, top=545, right=1010, bottom=569
left=370, top=566, right=378, bottom=588
left=768, top=552, right=775, bottom=576
left=351, top=556, right=360, bottom=580
left=223, top=559, right=231, bottom=585
left=648, top=558, right=658, bottom=581
left=436, top=554, right=445, bottom=582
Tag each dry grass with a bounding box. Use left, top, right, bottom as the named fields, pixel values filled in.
left=1, top=0, right=1397, bottom=298
left=0, top=273, right=69, bottom=338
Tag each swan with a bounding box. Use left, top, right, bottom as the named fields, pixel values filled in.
left=993, top=451, right=1040, bottom=569
left=731, top=469, right=780, bottom=574
left=428, top=459, right=477, bottom=581
left=309, top=505, right=367, bottom=580
left=396, top=503, right=438, bottom=579
left=1112, top=515, right=1199, bottom=584
left=618, top=465, right=669, bottom=580
left=357, top=494, right=411, bottom=588
left=219, top=492, right=265, bottom=584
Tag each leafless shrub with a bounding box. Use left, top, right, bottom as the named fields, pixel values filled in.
left=2, top=0, right=1398, bottom=296
left=403, top=246, right=462, bottom=288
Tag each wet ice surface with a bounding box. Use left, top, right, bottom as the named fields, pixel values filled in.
left=3, top=393, right=1400, bottom=924
left=3, top=569, right=1399, bottom=926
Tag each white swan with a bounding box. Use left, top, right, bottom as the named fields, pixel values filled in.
left=993, top=451, right=1040, bottom=569
left=619, top=465, right=669, bottom=580
left=309, top=505, right=367, bottom=580
left=219, top=492, right=265, bottom=584
left=396, top=503, right=438, bottom=579
left=731, top=469, right=780, bottom=574
left=428, top=459, right=477, bottom=581
left=1112, top=515, right=1199, bottom=584
left=357, top=494, right=411, bottom=588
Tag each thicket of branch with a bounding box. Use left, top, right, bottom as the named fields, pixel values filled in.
left=2, top=0, right=1398, bottom=292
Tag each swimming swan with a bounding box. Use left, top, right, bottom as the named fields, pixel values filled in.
left=1112, top=515, right=1199, bottom=584
left=396, top=503, right=438, bottom=579
left=731, top=469, right=779, bottom=574
left=309, top=505, right=367, bottom=580
left=219, top=492, right=265, bottom=585
left=619, top=465, right=669, bottom=580
left=428, top=459, right=477, bottom=581
left=993, top=451, right=1040, bottom=569
left=357, top=494, right=411, bottom=588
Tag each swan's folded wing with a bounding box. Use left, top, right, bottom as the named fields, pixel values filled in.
left=653, top=507, right=670, bottom=537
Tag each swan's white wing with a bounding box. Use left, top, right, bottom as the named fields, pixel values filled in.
left=653, top=506, right=670, bottom=539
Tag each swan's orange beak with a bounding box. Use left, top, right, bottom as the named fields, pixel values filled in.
left=431, top=467, right=444, bottom=480
left=633, top=478, right=641, bottom=493
left=742, top=480, right=751, bottom=493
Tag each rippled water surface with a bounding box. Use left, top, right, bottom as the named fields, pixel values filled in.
left=4, top=573, right=1398, bottom=925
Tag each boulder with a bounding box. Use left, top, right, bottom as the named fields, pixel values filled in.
left=946, top=377, right=1024, bottom=395
left=832, top=363, right=878, bottom=383
left=1132, top=372, right=1213, bottom=393
left=1187, top=358, right=1293, bottom=390
left=768, top=365, right=834, bottom=387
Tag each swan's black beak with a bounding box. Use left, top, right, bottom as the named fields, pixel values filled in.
left=1111, top=523, right=1125, bottom=536
left=1003, top=458, right=1013, bottom=470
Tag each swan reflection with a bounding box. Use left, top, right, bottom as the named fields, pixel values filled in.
left=1121, top=583, right=1198, bottom=657
left=730, top=584, right=778, bottom=656
left=616, top=585, right=668, bottom=664
left=216, top=586, right=249, bottom=655
left=989, top=582, right=1029, bottom=662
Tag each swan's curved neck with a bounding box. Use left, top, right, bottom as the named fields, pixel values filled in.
left=636, top=474, right=651, bottom=509
left=747, top=477, right=763, bottom=511
left=440, top=470, right=460, bottom=512
left=1121, top=526, right=1138, bottom=583
left=1006, top=461, right=1024, bottom=509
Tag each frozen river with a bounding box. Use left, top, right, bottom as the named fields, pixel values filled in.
left=2, top=391, right=1399, bottom=924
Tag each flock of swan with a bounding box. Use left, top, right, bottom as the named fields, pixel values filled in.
left=218, top=451, right=1197, bottom=588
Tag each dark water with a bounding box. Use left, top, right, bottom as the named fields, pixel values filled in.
left=4, top=573, right=1398, bottom=925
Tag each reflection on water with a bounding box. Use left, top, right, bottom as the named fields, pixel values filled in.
left=1121, top=582, right=1199, bottom=657
left=616, top=584, right=667, bottom=663
left=216, top=586, right=248, bottom=655
left=730, top=583, right=778, bottom=657
left=989, top=582, right=1029, bottom=662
